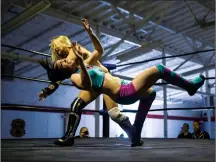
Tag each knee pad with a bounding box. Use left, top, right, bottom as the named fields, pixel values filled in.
left=108, top=107, right=127, bottom=124
left=70, top=97, right=87, bottom=114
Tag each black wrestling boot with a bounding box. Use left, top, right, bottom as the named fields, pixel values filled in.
left=54, top=136, right=74, bottom=146
left=54, top=112, right=81, bottom=146
left=119, top=117, right=143, bottom=146
left=130, top=125, right=144, bottom=147
left=119, top=117, right=133, bottom=141
left=131, top=139, right=144, bottom=147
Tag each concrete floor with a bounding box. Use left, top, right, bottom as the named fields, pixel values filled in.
left=1, top=138, right=215, bottom=162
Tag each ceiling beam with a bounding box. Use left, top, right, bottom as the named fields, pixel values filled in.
left=183, top=0, right=200, bottom=25
left=12, top=2, right=141, bottom=45
left=13, top=1, right=203, bottom=66
left=81, top=3, right=105, bottom=17
left=2, top=0, right=16, bottom=19
left=116, top=40, right=162, bottom=62
left=99, top=1, right=212, bottom=65
left=173, top=55, right=196, bottom=71
left=101, top=35, right=128, bottom=61
left=43, top=7, right=141, bottom=45
left=197, top=0, right=215, bottom=12
left=102, top=0, right=214, bottom=48
left=181, top=63, right=215, bottom=76
left=3, top=0, right=51, bottom=36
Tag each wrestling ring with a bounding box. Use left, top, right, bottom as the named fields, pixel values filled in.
left=1, top=43, right=215, bottom=162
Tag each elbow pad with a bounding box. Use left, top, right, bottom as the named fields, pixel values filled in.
left=42, top=82, right=59, bottom=95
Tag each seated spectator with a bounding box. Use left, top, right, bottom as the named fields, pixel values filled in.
left=75, top=127, right=89, bottom=138
left=191, top=121, right=210, bottom=139
left=177, top=123, right=192, bottom=139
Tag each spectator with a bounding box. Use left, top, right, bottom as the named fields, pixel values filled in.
left=191, top=121, right=210, bottom=139
left=177, top=123, right=192, bottom=139
left=75, top=127, right=89, bottom=138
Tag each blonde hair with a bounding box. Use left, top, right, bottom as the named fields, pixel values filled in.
left=50, top=35, right=91, bottom=63
left=50, top=35, right=72, bottom=62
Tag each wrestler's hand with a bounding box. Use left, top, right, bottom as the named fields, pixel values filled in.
left=81, top=18, right=93, bottom=34
left=72, top=42, right=85, bottom=56
left=37, top=90, right=47, bottom=101
left=73, top=45, right=83, bottom=64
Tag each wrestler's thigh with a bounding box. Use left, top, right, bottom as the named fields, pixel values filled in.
left=132, top=66, right=159, bottom=93
left=136, top=87, right=155, bottom=99
left=78, top=90, right=100, bottom=104
left=103, top=94, right=118, bottom=111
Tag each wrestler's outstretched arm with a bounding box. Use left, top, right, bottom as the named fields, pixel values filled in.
left=67, top=18, right=104, bottom=62
left=66, top=18, right=103, bottom=64
left=37, top=80, right=62, bottom=101
left=81, top=18, right=104, bottom=65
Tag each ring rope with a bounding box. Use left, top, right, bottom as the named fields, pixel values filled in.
left=2, top=52, right=41, bottom=63
left=2, top=74, right=73, bottom=86
left=1, top=104, right=215, bottom=115
left=2, top=44, right=50, bottom=57
left=116, top=49, right=215, bottom=67
left=1, top=74, right=215, bottom=87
